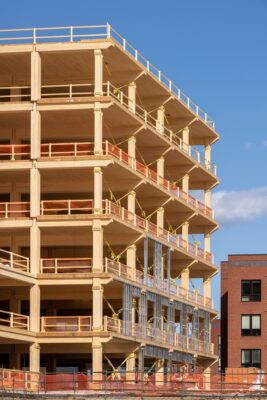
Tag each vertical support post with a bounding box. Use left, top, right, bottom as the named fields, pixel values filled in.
left=182, top=174, right=189, bottom=194
left=128, top=82, right=136, bottom=113
left=92, top=338, right=103, bottom=380
left=30, top=221, right=40, bottom=275
left=94, top=104, right=103, bottom=155
left=29, top=343, right=40, bottom=373
left=128, top=191, right=136, bottom=214
left=156, top=106, right=165, bottom=134
left=128, top=136, right=136, bottom=159
left=94, top=50, right=103, bottom=96
left=167, top=248, right=171, bottom=290
left=157, top=207, right=164, bottom=230
left=204, top=233, right=211, bottom=254
left=30, top=164, right=40, bottom=218
left=205, top=144, right=211, bottom=169
left=155, top=359, right=164, bottom=385
left=131, top=297, right=136, bottom=331
left=203, top=367, right=211, bottom=390
left=204, top=190, right=211, bottom=208
left=92, top=220, right=103, bottom=272
left=157, top=156, right=165, bottom=178
left=143, top=237, right=148, bottom=284
left=127, top=245, right=136, bottom=280
left=204, top=278, right=211, bottom=300
left=30, top=284, right=40, bottom=332
left=31, top=50, right=41, bottom=101
left=182, top=221, right=189, bottom=244
left=94, top=167, right=102, bottom=214
left=181, top=268, right=190, bottom=292
left=92, top=278, right=103, bottom=330
left=138, top=347, right=144, bottom=377
left=126, top=353, right=136, bottom=383
left=182, top=127, right=189, bottom=152
left=31, top=108, right=41, bottom=159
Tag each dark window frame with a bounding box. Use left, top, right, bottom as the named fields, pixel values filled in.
left=241, top=349, right=261, bottom=368
left=241, top=314, right=261, bottom=336
left=241, top=280, right=261, bottom=302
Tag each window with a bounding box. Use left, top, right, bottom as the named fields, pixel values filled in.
left=241, top=349, right=261, bottom=368
left=241, top=315, right=261, bottom=336
left=241, top=280, right=261, bottom=302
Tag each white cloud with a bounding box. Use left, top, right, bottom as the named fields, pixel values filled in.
left=212, top=187, right=267, bottom=223
left=263, top=140, right=267, bottom=148
left=244, top=142, right=252, bottom=150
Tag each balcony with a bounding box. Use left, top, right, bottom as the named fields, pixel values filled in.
left=0, top=310, right=29, bottom=330
left=0, top=141, right=214, bottom=220
left=40, top=258, right=92, bottom=274
left=41, top=316, right=91, bottom=332
left=39, top=315, right=213, bottom=356
left=0, top=199, right=213, bottom=265
left=38, top=256, right=214, bottom=310
left=105, top=259, right=213, bottom=310
left=0, top=82, right=217, bottom=176
left=105, top=316, right=214, bottom=356
left=0, top=202, right=30, bottom=219
left=0, top=248, right=29, bottom=272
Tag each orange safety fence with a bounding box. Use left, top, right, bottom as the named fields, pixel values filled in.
left=1, top=369, right=267, bottom=394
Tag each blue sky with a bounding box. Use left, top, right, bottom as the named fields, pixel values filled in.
left=2, top=0, right=267, bottom=309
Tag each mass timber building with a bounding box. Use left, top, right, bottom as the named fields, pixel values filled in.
left=0, top=25, right=219, bottom=376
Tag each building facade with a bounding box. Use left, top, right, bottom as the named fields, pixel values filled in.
left=221, top=254, right=267, bottom=371
left=210, top=318, right=221, bottom=374
left=0, top=25, right=219, bottom=377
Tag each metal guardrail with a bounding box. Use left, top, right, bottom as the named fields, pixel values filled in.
left=0, top=199, right=213, bottom=264
left=0, top=309, right=29, bottom=330
left=105, top=258, right=213, bottom=309
left=40, top=258, right=92, bottom=274
left=0, top=24, right=215, bottom=130
left=0, top=139, right=215, bottom=218
left=0, top=248, right=29, bottom=272
left=0, top=81, right=217, bottom=176
left=104, top=316, right=213, bottom=356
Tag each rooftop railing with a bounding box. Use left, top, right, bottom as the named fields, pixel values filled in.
left=0, top=249, right=29, bottom=272
left=0, top=24, right=215, bottom=130
left=0, top=310, right=29, bottom=330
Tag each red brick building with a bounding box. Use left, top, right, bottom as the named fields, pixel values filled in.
left=221, top=254, right=267, bottom=371
left=211, top=318, right=221, bottom=374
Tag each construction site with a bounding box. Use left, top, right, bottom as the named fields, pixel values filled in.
left=0, top=24, right=258, bottom=399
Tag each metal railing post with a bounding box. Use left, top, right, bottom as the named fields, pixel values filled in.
left=11, top=145, right=15, bottom=160
left=69, top=84, right=73, bottom=99
left=106, top=23, right=111, bottom=39
left=70, top=26, right=73, bottom=42
left=10, top=312, right=13, bottom=328
left=33, top=28, right=36, bottom=44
